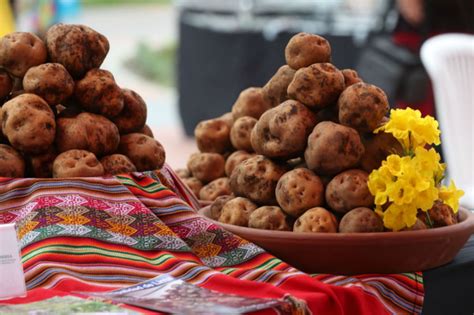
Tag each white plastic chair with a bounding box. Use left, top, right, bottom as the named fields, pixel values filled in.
left=421, top=34, right=474, bottom=209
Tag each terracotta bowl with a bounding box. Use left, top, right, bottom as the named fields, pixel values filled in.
left=199, top=206, right=474, bottom=274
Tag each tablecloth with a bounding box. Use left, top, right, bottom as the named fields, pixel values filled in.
left=0, top=165, right=424, bottom=314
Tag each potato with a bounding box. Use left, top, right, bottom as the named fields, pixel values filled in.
left=56, top=112, right=120, bottom=156
left=112, top=89, right=147, bottom=134
left=225, top=150, right=254, bottom=177
left=341, top=69, right=362, bottom=88
left=219, top=112, right=234, bottom=129
left=119, top=133, right=166, bottom=171
left=418, top=201, right=458, bottom=227
left=229, top=155, right=287, bottom=205
left=250, top=100, right=317, bottom=159
left=338, top=83, right=389, bottom=133
left=339, top=207, right=383, bottom=233
left=194, top=118, right=232, bottom=154
left=402, top=219, right=427, bottom=231
left=23, top=63, right=74, bottom=106
left=182, top=177, right=203, bottom=197
left=0, top=32, right=47, bottom=77
left=218, top=197, right=257, bottom=226
left=1, top=94, right=55, bottom=154
left=0, top=144, right=25, bottom=177
left=262, top=65, right=295, bottom=107
left=187, top=152, right=225, bottom=183
left=199, top=177, right=231, bottom=201
left=100, top=154, right=137, bottom=175
left=230, top=116, right=257, bottom=152
left=276, top=168, right=324, bottom=217
left=285, top=33, right=331, bottom=70
left=249, top=206, right=291, bottom=231
left=210, top=195, right=233, bottom=220
left=231, top=87, right=272, bottom=120
left=75, top=69, right=124, bottom=118
left=27, top=149, right=57, bottom=178
left=316, top=105, right=339, bottom=123
left=53, top=149, right=104, bottom=178
left=293, top=207, right=338, bottom=233
left=175, top=168, right=191, bottom=179
left=304, top=121, right=364, bottom=175
left=139, top=124, right=154, bottom=138
left=360, top=133, right=403, bottom=173
left=46, top=24, right=109, bottom=78
left=287, top=63, right=344, bottom=109
left=0, top=69, right=12, bottom=100
left=325, top=169, right=374, bottom=214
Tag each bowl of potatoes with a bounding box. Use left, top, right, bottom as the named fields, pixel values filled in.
left=176, top=33, right=474, bottom=274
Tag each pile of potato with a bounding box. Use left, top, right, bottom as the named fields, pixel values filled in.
left=0, top=24, right=165, bottom=178
left=177, top=32, right=418, bottom=233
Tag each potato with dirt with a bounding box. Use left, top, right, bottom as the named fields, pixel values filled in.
left=210, top=195, right=233, bottom=220
left=287, top=63, right=344, bottom=109
left=218, top=197, right=258, bottom=226
left=1, top=94, right=55, bottom=154
left=194, top=118, right=232, bottom=154
left=0, top=144, right=25, bottom=177
left=219, top=112, right=234, bottom=129
left=112, top=89, right=147, bottom=134
left=293, top=207, right=338, bottom=233
left=230, top=116, right=257, bottom=152
left=0, top=69, right=12, bottom=100
left=187, top=152, right=225, bottom=183
left=231, top=87, right=272, bottom=120
left=285, top=33, right=331, bottom=69
left=360, top=133, right=403, bottom=173
left=341, top=69, right=362, bottom=88
left=225, top=150, right=254, bottom=177
left=119, top=133, right=166, bottom=171
left=100, top=154, right=137, bottom=175
left=199, top=177, right=231, bottom=201
left=338, top=82, right=389, bottom=133
left=182, top=177, right=203, bottom=197
left=304, top=121, right=364, bottom=175
left=139, top=124, right=154, bottom=138
left=248, top=206, right=291, bottom=231
left=325, top=169, right=374, bottom=214
left=276, top=168, right=325, bottom=217
left=27, top=149, right=57, bottom=178
left=250, top=100, right=317, bottom=159
left=339, top=207, right=384, bottom=233
left=262, top=65, right=295, bottom=107
left=45, top=23, right=109, bottom=78
left=52, top=149, right=104, bottom=178
left=229, top=155, right=287, bottom=205
left=0, top=32, right=47, bottom=77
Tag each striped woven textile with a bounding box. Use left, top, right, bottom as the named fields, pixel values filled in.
left=0, top=165, right=424, bottom=314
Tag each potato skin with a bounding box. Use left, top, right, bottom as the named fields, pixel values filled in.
left=52, top=149, right=104, bottom=178
left=23, top=63, right=74, bottom=106
left=338, top=83, right=389, bottom=133
left=210, top=195, right=233, bottom=220
left=218, top=197, right=257, bottom=226
left=262, top=65, right=295, bottom=107
left=75, top=69, right=124, bottom=117
left=276, top=168, right=324, bottom=217
left=225, top=150, right=254, bottom=177
left=139, top=124, right=154, bottom=138
left=0, top=32, right=47, bottom=77
left=187, top=152, right=225, bottom=183
left=285, top=33, right=331, bottom=70
left=182, top=177, right=203, bottom=197
left=230, top=116, right=257, bottom=152
left=27, top=149, right=57, bottom=178
left=325, top=169, right=374, bottom=214
left=112, top=89, right=147, bottom=134
left=219, top=112, right=234, bottom=129
left=339, top=207, right=383, bottom=233
left=231, top=87, right=272, bottom=120
left=249, top=206, right=291, bottom=231
left=194, top=118, right=232, bottom=154
left=46, top=24, right=109, bottom=78
left=0, top=69, right=12, bottom=100
left=229, top=155, right=287, bottom=205
left=304, top=121, right=364, bottom=175
left=418, top=201, right=458, bottom=228
left=100, top=154, right=137, bottom=175
left=199, top=177, right=231, bottom=201
left=250, top=100, right=317, bottom=159
left=0, top=144, right=25, bottom=177
left=118, top=133, right=166, bottom=171
left=293, top=207, right=338, bottom=233
left=360, top=133, right=403, bottom=172
left=287, top=63, right=344, bottom=109
left=341, top=69, right=362, bottom=88
left=1, top=94, right=55, bottom=154
left=175, top=168, right=190, bottom=179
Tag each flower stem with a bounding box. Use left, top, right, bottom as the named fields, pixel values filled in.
left=426, top=212, right=433, bottom=228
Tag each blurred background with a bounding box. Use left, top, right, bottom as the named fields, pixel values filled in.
left=1, top=0, right=473, bottom=170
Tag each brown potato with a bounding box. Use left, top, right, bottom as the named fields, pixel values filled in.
left=27, top=149, right=57, bottom=178
left=316, top=105, right=339, bottom=123
left=341, top=69, right=362, bottom=88
left=175, top=168, right=190, bottom=179
left=119, top=133, right=166, bottom=171
left=229, top=155, right=287, bottom=205
left=187, top=152, right=225, bottom=183
left=199, top=177, right=231, bottom=201
left=0, top=144, right=25, bottom=177
left=360, top=133, right=403, bottom=173
left=304, top=121, right=364, bottom=175
left=285, top=33, right=331, bottom=70
left=46, top=24, right=109, bottom=78
left=225, top=150, right=254, bottom=177
left=194, top=118, right=232, bottom=154
left=219, top=112, right=234, bottom=129
left=248, top=206, right=291, bottom=231
left=0, top=69, right=12, bottom=100
left=231, top=87, right=272, bottom=120
left=112, top=89, right=147, bottom=134
left=338, top=83, right=389, bottom=133
left=218, top=197, right=257, bottom=226
left=182, top=177, right=203, bottom=197
left=418, top=201, right=458, bottom=228
left=56, top=112, right=120, bottom=156
left=100, top=154, right=137, bottom=175
left=1, top=94, right=55, bottom=154
left=23, top=63, right=74, bottom=106
left=139, top=124, right=154, bottom=138
left=276, top=168, right=324, bottom=217
left=293, top=207, right=338, bottom=233
left=52, top=149, right=104, bottom=178
left=75, top=69, right=124, bottom=117
left=250, top=100, right=317, bottom=159
left=0, top=32, right=47, bottom=77
left=230, top=116, right=257, bottom=152
left=287, top=63, right=344, bottom=109
left=339, top=207, right=383, bottom=233
left=402, top=219, right=427, bottom=231
left=262, top=65, right=296, bottom=107
left=210, top=195, right=233, bottom=220
left=325, top=170, right=374, bottom=214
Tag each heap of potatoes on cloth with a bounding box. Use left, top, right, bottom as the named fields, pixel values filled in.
left=0, top=24, right=165, bottom=178
left=178, top=32, right=455, bottom=233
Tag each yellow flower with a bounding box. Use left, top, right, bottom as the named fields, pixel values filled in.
left=439, top=180, right=464, bottom=213
left=413, top=147, right=445, bottom=183
left=382, top=203, right=418, bottom=231
left=368, top=165, right=394, bottom=206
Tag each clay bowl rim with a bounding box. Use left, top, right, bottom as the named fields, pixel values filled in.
left=199, top=206, right=474, bottom=244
